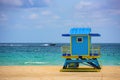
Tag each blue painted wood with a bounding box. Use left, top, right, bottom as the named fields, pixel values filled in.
left=62, top=54, right=66, bottom=56
left=70, top=28, right=91, bottom=34
left=71, top=36, right=88, bottom=56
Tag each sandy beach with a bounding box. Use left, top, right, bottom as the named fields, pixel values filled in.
left=0, top=66, right=119, bottom=80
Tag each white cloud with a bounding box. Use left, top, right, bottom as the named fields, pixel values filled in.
left=74, top=1, right=114, bottom=22
left=28, top=0, right=34, bottom=6
left=53, top=15, right=60, bottom=19
left=41, top=10, right=60, bottom=19
left=29, top=13, right=38, bottom=19
left=35, top=25, right=43, bottom=29
left=75, top=1, right=100, bottom=10
left=41, top=10, right=52, bottom=15
left=0, top=0, right=52, bottom=8
left=75, top=1, right=92, bottom=9
left=0, top=13, right=8, bottom=21
left=44, top=0, right=51, bottom=4
left=109, top=9, right=120, bottom=15
left=0, top=0, right=23, bottom=6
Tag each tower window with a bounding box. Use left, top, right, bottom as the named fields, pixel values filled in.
left=77, top=37, right=83, bottom=43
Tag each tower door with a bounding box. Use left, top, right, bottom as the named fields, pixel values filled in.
left=71, top=36, right=89, bottom=56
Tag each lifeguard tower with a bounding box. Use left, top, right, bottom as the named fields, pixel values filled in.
left=60, top=28, right=101, bottom=72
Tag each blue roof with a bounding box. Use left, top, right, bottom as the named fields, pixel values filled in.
left=62, top=33, right=100, bottom=37
left=62, top=34, right=70, bottom=37
left=89, top=33, right=101, bottom=37
left=70, top=28, right=91, bottom=34
left=62, top=28, right=100, bottom=37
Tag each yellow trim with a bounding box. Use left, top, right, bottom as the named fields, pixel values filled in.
left=62, top=56, right=79, bottom=58
left=88, top=35, right=90, bottom=56
left=60, top=68, right=101, bottom=72
left=82, top=56, right=100, bottom=59
left=70, top=36, right=72, bottom=55
left=62, top=56, right=100, bottom=59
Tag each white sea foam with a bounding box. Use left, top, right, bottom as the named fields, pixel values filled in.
left=24, top=62, right=47, bottom=64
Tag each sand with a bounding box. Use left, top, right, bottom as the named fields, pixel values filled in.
left=0, top=66, right=120, bottom=80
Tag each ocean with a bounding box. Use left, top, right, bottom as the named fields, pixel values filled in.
left=0, top=43, right=120, bottom=66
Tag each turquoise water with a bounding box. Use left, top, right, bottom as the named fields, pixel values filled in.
left=0, top=43, right=120, bottom=66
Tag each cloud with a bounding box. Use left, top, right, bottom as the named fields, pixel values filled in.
left=74, top=0, right=120, bottom=21
left=41, top=10, right=60, bottom=19
left=0, top=0, right=23, bottom=7
left=35, top=25, right=43, bottom=29
left=75, top=1, right=91, bottom=10
left=44, top=0, right=52, bottom=4
left=74, top=1, right=103, bottom=19
left=73, top=1, right=120, bottom=29
left=53, top=15, right=60, bottom=19
left=28, top=0, right=34, bottom=6
left=75, top=1, right=100, bottom=10
left=29, top=13, right=38, bottom=19
left=108, top=9, right=120, bottom=15
left=25, top=0, right=51, bottom=8
left=108, top=0, right=120, bottom=9
left=0, top=0, right=52, bottom=8
left=0, top=13, right=8, bottom=21
left=41, top=10, right=52, bottom=15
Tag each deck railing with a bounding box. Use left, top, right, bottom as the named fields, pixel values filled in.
left=61, top=46, right=70, bottom=54
left=61, top=46, right=100, bottom=56
left=90, top=46, right=100, bottom=56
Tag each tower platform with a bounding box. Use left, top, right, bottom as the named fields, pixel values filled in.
left=60, top=68, right=101, bottom=72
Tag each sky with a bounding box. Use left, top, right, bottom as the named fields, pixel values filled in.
left=0, top=0, right=120, bottom=43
